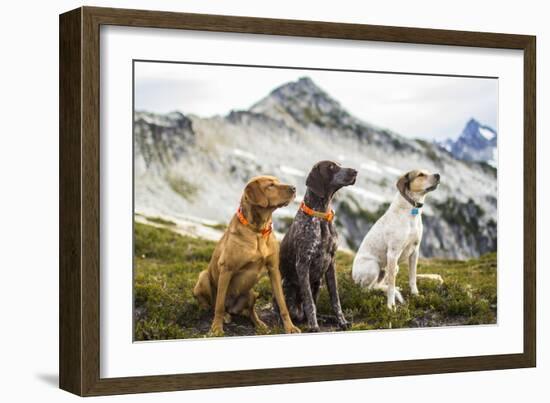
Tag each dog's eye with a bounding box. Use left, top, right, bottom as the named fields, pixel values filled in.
left=418, top=173, right=425, bottom=177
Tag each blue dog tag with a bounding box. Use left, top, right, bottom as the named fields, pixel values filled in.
left=411, top=207, right=419, bottom=216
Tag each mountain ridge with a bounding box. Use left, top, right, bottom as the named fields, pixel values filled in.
left=134, top=77, right=497, bottom=259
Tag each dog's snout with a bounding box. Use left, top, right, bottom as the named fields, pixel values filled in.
left=289, top=185, right=296, bottom=193
left=345, top=168, right=358, bottom=179
left=343, top=168, right=358, bottom=185
left=434, top=173, right=441, bottom=181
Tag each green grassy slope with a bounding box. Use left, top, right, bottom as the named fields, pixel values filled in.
left=134, top=222, right=496, bottom=341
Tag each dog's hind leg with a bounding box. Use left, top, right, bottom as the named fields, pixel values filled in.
left=289, top=291, right=304, bottom=323
left=278, top=280, right=303, bottom=323
left=248, top=291, right=268, bottom=332
left=311, top=279, right=321, bottom=305
left=238, top=291, right=268, bottom=332
left=193, top=270, right=213, bottom=308
left=352, top=256, right=381, bottom=289
left=325, top=262, right=349, bottom=330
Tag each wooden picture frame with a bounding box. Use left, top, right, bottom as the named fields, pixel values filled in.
left=59, top=6, right=536, bottom=396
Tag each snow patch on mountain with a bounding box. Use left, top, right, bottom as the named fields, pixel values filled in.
left=280, top=165, right=306, bottom=177
left=233, top=148, right=257, bottom=161
left=360, top=162, right=384, bottom=175
left=382, top=165, right=402, bottom=176
left=479, top=127, right=496, bottom=141
left=349, top=187, right=387, bottom=203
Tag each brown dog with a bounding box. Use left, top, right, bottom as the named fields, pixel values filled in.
left=193, top=175, right=301, bottom=336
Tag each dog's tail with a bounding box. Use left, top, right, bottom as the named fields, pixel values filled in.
left=416, top=273, right=444, bottom=285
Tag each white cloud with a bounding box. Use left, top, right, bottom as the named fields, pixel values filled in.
left=135, top=61, right=498, bottom=141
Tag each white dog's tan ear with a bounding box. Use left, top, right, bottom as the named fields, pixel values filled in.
left=396, top=172, right=411, bottom=195
left=244, top=180, right=269, bottom=208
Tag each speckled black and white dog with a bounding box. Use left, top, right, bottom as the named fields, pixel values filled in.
left=278, top=161, right=357, bottom=332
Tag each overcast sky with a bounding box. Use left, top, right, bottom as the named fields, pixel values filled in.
left=134, top=61, right=498, bottom=141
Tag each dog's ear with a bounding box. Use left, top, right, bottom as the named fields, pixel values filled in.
left=244, top=180, right=269, bottom=208
left=396, top=171, right=411, bottom=195
left=306, top=164, right=326, bottom=198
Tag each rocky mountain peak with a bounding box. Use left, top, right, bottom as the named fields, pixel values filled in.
left=249, top=76, right=351, bottom=129
left=246, top=76, right=418, bottom=153
left=462, top=118, right=496, bottom=144
left=253, top=76, right=339, bottom=109
left=463, top=118, right=481, bottom=138
left=436, top=118, right=497, bottom=166
left=283, top=76, right=322, bottom=94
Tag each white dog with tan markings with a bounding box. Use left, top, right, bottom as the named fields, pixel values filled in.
left=352, top=169, right=443, bottom=309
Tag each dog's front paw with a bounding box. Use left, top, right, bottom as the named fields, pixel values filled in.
left=306, top=325, right=321, bottom=333
left=410, top=286, right=420, bottom=296
left=338, top=319, right=351, bottom=330
left=254, top=319, right=269, bottom=332
left=208, top=322, right=225, bottom=337
left=284, top=323, right=301, bottom=334
left=395, top=288, right=404, bottom=304
left=223, top=313, right=232, bottom=324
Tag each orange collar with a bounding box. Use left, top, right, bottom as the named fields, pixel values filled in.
left=300, top=201, right=335, bottom=222
left=236, top=207, right=273, bottom=238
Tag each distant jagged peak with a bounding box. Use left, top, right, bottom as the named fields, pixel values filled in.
left=462, top=118, right=497, bottom=142
left=280, top=76, right=324, bottom=94
left=435, top=117, right=497, bottom=166
left=250, top=76, right=347, bottom=124
left=253, top=76, right=338, bottom=107
left=465, top=117, right=482, bottom=130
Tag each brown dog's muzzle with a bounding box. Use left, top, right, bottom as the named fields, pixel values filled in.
left=276, top=184, right=296, bottom=207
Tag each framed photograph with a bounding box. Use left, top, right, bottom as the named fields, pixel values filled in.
left=59, top=6, right=536, bottom=396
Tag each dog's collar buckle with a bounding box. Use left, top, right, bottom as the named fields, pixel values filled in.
left=399, top=190, right=424, bottom=210
left=411, top=207, right=420, bottom=216
left=236, top=207, right=272, bottom=238
left=300, top=201, right=335, bottom=222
